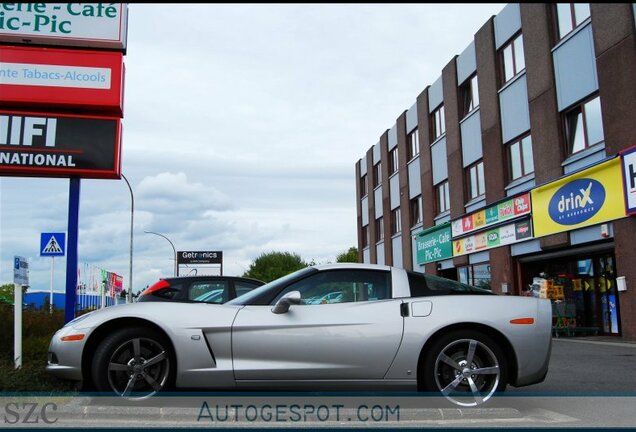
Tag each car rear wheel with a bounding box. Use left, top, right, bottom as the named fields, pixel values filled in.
left=421, top=330, right=507, bottom=407
left=91, top=327, right=173, bottom=400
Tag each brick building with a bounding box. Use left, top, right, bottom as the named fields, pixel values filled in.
left=355, top=4, right=636, bottom=340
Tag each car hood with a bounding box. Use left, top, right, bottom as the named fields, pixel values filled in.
left=63, top=301, right=243, bottom=332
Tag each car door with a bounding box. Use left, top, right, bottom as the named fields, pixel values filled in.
left=231, top=268, right=404, bottom=381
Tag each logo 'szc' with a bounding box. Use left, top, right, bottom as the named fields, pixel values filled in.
left=548, top=178, right=605, bottom=225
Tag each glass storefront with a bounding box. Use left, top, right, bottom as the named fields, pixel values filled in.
left=519, top=250, right=621, bottom=336
left=458, top=263, right=492, bottom=291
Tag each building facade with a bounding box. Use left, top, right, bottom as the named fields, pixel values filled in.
left=355, top=4, right=636, bottom=340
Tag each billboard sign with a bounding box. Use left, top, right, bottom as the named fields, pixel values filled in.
left=0, top=45, right=125, bottom=116
left=0, top=3, right=128, bottom=51
left=414, top=223, right=452, bottom=265
left=0, top=110, right=122, bottom=179
left=453, top=218, right=533, bottom=257
left=451, top=192, right=531, bottom=238
left=531, top=157, right=626, bottom=237
left=177, top=251, right=223, bottom=265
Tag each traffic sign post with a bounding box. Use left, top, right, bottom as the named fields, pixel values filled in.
left=40, top=232, right=66, bottom=314
left=13, top=255, right=28, bottom=370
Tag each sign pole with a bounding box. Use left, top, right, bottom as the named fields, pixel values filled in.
left=14, top=283, right=22, bottom=369
left=49, top=256, right=54, bottom=314
left=65, top=178, right=80, bottom=324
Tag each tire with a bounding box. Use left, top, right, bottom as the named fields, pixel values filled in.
left=91, top=327, right=174, bottom=400
left=420, top=330, right=508, bottom=407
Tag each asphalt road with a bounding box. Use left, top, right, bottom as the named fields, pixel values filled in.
left=509, top=337, right=636, bottom=393
left=1, top=337, right=635, bottom=429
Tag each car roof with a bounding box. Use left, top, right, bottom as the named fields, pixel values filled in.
left=160, top=275, right=265, bottom=284
left=312, top=263, right=392, bottom=272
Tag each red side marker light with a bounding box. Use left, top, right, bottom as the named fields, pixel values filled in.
left=510, top=318, right=534, bottom=325
left=61, top=334, right=85, bottom=341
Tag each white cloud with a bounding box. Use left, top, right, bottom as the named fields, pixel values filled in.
left=0, top=4, right=504, bottom=295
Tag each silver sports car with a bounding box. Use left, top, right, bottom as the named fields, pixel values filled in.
left=46, top=263, right=552, bottom=407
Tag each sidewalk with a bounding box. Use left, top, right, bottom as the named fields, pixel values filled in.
left=553, top=335, right=636, bottom=348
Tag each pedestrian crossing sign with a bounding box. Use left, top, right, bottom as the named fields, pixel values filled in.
left=40, top=232, right=66, bottom=257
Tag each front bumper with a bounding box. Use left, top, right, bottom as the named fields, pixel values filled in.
left=45, top=326, right=89, bottom=382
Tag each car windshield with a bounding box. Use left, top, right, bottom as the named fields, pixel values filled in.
left=227, top=267, right=316, bottom=305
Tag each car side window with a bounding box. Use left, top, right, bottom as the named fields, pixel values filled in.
left=235, top=281, right=260, bottom=298
left=189, top=281, right=229, bottom=303
left=272, top=270, right=391, bottom=305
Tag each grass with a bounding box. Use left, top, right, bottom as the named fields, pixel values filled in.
left=0, top=304, right=80, bottom=393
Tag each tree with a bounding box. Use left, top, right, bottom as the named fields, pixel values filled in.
left=336, top=247, right=359, bottom=263
left=242, top=251, right=308, bottom=282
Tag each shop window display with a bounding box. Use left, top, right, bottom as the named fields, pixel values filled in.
left=521, top=253, right=620, bottom=336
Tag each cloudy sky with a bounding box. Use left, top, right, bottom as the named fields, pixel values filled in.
left=0, top=3, right=504, bottom=295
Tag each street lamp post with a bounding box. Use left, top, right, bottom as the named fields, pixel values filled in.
left=144, top=231, right=177, bottom=276
left=122, top=174, right=134, bottom=304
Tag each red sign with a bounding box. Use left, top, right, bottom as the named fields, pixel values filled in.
left=0, top=45, right=124, bottom=116
left=514, top=193, right=531, bottom=215
left=0, top=110, right=122, bottom=179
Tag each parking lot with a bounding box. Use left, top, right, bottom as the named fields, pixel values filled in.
left=2, top=337, right=635, bottom=429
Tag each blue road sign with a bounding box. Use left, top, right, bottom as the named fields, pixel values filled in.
left=40, top=232, right=66, bottom=257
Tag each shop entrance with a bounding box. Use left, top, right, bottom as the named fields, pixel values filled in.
left=519, top=251, right=620, bottom=336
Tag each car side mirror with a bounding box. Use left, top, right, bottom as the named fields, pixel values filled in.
left=272, top=291, right=302, bottom=314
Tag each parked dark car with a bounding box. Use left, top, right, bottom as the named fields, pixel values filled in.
left=136, top=276, right=265, bottom=304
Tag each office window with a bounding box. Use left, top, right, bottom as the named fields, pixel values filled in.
left=375, top=217, right=384, bottom=243
left=508, top=135, right=534, bottom=181
left=501, top=34, right=525, bottom=84
left=565, top=95, right=604, bottom=155
left=390, top=208, right=401, bottom=235
left=556, top=3, right=590, bottom=40
left=408, top=128, right=419, bottom=160
left=361, top=225, right=369, bottom=248
left=410, top=195, right=422, bottom=227
left=436, top=181, right=450, bottom=215
left=431, top=105, right=445, bottom=141
left=373, top=162, right=381, bottom=188
left=359, top=174, right=368, bottom=197
left=461, top=74, right=479, bottom=117
left=466, top=160, right=485, bottom=200
left=388, top=147, right=399, bottom=176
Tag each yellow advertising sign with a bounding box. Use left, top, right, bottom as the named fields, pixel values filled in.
left=531, top=157, right=626, bottom=238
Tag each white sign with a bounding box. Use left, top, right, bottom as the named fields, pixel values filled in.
left=13, top=256, right=29, bottom=286
left=620, top=147, right=636, bottom=215
left=0, top=3, right=128, bottom=50
left=0, top=62, right=112, bottom=89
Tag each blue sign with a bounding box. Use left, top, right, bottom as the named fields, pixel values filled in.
left=547, top=179, right=605, bottom=225
left=40, top=232, right=66, bottom=257
left=13, top=255, right=28, bottom=285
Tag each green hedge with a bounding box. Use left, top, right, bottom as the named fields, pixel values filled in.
left=0, top=304, right=79, bottom=392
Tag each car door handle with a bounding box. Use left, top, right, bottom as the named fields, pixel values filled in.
left=400, top=303, right=409, bottom=317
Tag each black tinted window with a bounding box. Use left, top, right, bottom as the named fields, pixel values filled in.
left=407, top=271, right=493, bottom=297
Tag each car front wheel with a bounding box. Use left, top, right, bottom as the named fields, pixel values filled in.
left=91, top=327, right=173, bottom=400
left=421, top=330, right=507, bottom=407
